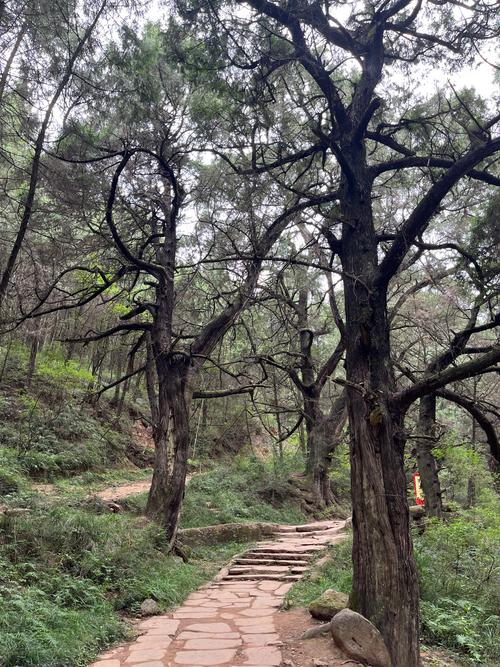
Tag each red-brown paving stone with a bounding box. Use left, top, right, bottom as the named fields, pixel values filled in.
left=135, top=637, right=172, bottom=648
left=177, top=631, right=241, bottom=640
left=137, top=619, right=180, bottom=634
left=125, top=649, right=166, bottom=662
left=235, top=625, right=276, bottom=634
left=234, top=617, right=276, bottom=627
left=174, top=649, right=237, bottom=665
left=184, top=622, right=233, bottom=633
left=239, top=608, right=275, bottom=617
left=89, top=521, right=345, bottom=667
left=183, top=638, right=242, bottom=650
left=257, top=581, right=281, bottom=591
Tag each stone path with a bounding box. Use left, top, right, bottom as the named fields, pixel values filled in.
left=91, top=520, right=345, bottom=667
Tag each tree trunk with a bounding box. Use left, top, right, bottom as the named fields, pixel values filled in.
left=162, top=354, right=192, bottom=546
left=145, top=343, right=171, bottom=518
left=416, top=394, right=443, bottom=518
left=26, top=335, right=38, bottom=387
left=341, top=160, right=420, bottom=666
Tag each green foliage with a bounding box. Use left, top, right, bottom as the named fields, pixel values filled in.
left=0, top=584, right=125, bottom=667
left=0, top=344, right=128, bottom=481
left=0, top=466, right=23, bottom=497
left=415, top=510, right=500, bottom=664
left=179, top=457, right=307, bottom=528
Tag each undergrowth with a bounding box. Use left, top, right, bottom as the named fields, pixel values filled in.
left=0, top=343, right=133, bottom=482
left=180, top=457, right=308, bottom=527
left=0, top=502, right=246, bottom=667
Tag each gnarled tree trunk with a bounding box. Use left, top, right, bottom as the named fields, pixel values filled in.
left=341, top=159, right=420, bottom=667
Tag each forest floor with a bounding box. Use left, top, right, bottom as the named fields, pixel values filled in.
left=90, top=520, right=354, bottom=667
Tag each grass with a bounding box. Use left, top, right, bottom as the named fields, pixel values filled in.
left=0, top=501, right=248, bottom=667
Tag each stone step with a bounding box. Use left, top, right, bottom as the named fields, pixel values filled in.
left=244, top=550, right=314, bottom=561
left=228, top=565, right=307, bottom=575
left=251, top=545, right=323, bottom=554
left=233, top=557, right=309, bottom=567
left=273, top=525, right=299, bottom=533
left=296, top=521, right=338, bottom=532
left=222, top=573, right=301, bottom=582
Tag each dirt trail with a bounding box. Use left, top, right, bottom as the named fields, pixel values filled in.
left=90, top=520, right=349, bottom=667
left=95, top=477, right=153, bottom=501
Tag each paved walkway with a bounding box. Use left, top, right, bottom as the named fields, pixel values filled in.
left=91, top=520, right=345, bottom=667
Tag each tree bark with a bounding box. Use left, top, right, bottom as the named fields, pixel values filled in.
left=26, top=335, right=38, bottom=387
left=341, top=153, right=420, bottom=667
left=416, top=394, right=443, bottom=518
left=161, top=354, right=193, bottom=546
left=145, top=341, right=171, bottom=518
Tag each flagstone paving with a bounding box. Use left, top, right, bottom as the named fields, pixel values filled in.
left=90, top=520, right=345, bottom=667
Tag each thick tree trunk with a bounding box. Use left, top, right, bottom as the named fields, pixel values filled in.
left=416, top=394, right=443, bottom=518
left=341, top=158, right=420, bottom=666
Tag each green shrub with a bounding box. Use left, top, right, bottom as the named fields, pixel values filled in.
left=415, top=510, right=500, bottom=664
left=0, top=466, right=22, bottom=496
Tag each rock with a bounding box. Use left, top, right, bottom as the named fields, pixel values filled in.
left=409, top=505, right=425, bottom=520
left=344, top=516, right=352, bottom=529
left=106, top=501, right=122, bottom=513
left=300, top=622, right=332, bottom=640
left=312, top=659, right=329, bottom=666
left=308, top=589, right=349, bottom=621
left=330, top=609, right=393, bottom=667
left=140, top=598, right=160, bottom=616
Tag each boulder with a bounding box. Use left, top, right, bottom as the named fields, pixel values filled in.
left=140, top=598, right=159, bottom=616
left=308, top=589, right=349, bottom=621
left=330, top=609, right=393, bottom=667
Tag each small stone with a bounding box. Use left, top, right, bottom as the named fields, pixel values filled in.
left=330, top=609, right=393, bottom=667
left=139, top=598, right=160, bottom=616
